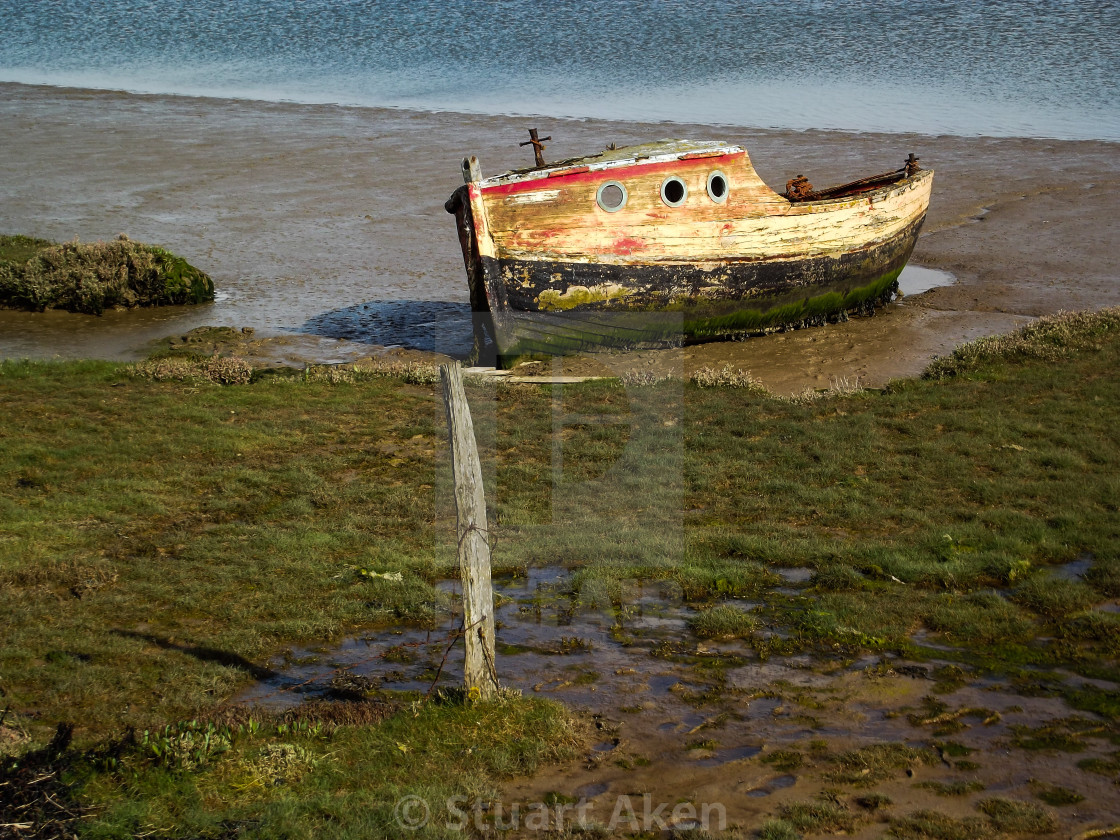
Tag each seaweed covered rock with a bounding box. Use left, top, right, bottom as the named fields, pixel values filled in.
left=0, top=234, right=215, bottom=314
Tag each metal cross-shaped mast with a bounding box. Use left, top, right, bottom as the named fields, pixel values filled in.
left=519, top=127, right=551, bottom=168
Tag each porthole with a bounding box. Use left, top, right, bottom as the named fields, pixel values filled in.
left=706, top=170, right=729, bottom=204
left=660, top=176, right=688, bottom=207
left=596, top=181, right=628, bottom=213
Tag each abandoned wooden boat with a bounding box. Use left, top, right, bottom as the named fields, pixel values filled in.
left=445, top=138, right=933, bottom=363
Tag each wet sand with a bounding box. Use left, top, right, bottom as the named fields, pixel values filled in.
left=2, top=83, right=1118, bottom=392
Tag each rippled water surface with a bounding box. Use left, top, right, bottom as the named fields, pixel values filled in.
left=3, top=0, right=1117, bottom=139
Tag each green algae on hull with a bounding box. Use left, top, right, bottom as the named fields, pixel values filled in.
left=491, top=270, right=902, bottom=367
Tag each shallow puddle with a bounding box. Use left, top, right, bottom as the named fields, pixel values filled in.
left=237, top=567, right=708, bottom=710
left=694, top=743, right=763, bottom=767
left=774, top=567, right=813, bottom=584
left=745, top=774, right=798, bottom=797
left=1050, top=552, right=1094, bottom=581
left=897, top=264, right=955, bottom=296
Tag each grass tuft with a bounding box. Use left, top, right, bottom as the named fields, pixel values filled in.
left=690, top=363, right=766, bottom=390
left=976, top=797, right=1057, bottom=833
left=887, top=810, right=990, bottom=839
left=825, top=743, right=939, bottom=786
left=688, top=604, right=759, bottom=639
left=758, top=818, right=802, bottom=840
left=925, top=307, right=1120, bottom=379
left=779, top=800, right=856, bottom=833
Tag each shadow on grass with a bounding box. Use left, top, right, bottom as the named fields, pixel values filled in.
left=0, top=722, right=87, bottom=836
left=113, top=630, right=278, bottom=680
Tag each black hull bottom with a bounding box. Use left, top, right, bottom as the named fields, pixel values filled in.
left=470, top=214, right=925, bottom=364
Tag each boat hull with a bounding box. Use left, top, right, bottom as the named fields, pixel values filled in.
left=480, top=212, right=924, bottom=358
left=445, top=141, right=933, bottom=364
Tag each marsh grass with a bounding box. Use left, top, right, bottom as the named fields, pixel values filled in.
left=0, top=234, right=214, bottom=313
left=761, top=749, right=805, bottom=771
left=1010, top=717, right=1108, bottom=752
left=690, top=363, right=767, bottom=391
left=3, top=308, right=1120, bottom=834
left=888, top=798, right=1057, bottom=838
left=50, top=693, right=577, bottom=839
left=925, top=308, right=1120, bottom=379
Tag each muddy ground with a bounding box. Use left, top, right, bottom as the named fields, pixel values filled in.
left=1, top=84, right=1118, bottom=393
left=240, top=567, right=1120, bottom=838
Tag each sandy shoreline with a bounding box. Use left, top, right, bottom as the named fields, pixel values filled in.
left=1, top=82, right=1118, bottom=392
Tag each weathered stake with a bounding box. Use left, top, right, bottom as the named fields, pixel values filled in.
left=519, top=127, right=551, bottom=168
left=439, top=362, right=500, bottom=700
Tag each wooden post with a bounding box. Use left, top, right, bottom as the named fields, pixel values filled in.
left=439, top=362, right=500, bottom=700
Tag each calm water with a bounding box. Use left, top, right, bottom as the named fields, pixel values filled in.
left=2, top=0, right=1118, bottom=139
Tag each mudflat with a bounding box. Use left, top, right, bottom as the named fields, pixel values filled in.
left=1, top=82, right=1117, bottom=391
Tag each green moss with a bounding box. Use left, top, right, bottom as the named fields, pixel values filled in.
left=497, top=268, right=901, bottom=363
left=537, top=283, right=630, bottom=311
left=684, top=269, right=901, bottom=338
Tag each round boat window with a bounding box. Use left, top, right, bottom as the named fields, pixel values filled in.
left=706, top=170, right=729, bottom=204
left=596, top=181, right=628, bottom=212
left=660, top=176, right=688, bottom=207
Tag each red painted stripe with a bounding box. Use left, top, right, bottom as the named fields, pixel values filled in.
left=483, top=152, right=743, bottom=198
